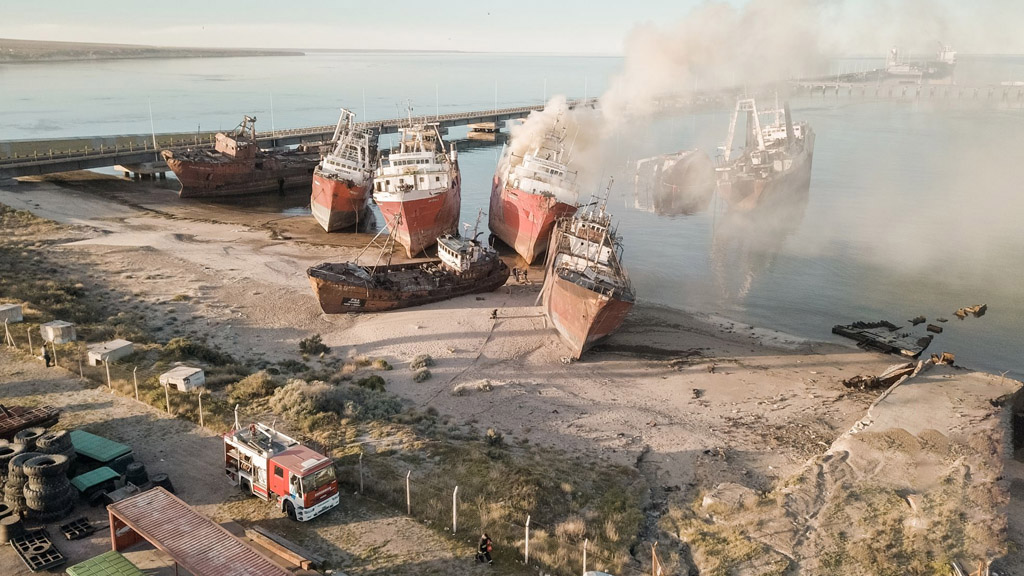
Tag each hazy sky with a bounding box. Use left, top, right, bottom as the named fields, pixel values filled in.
left=0, top=0, right=739, bottom=55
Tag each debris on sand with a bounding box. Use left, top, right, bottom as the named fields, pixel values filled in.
left=832, top=321, right=933, bottom=358
left=954, top=304, right=987, bottom=320
left=926, top=324, right=943, bottom=334
left=936, top=317, right=949, bottom=323
left=842, top=362, right=916, bottom=390
left=929, top=352, right=955, bottom=365
left=909, top=315, right=926, bottom=326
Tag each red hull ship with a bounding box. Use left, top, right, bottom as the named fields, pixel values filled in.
left=162, top=115, right=320, bottom=198
left=540, top=180, right=634, bottom=359
left=372, top=123, right=461, bottom=257
left=311, top=109, right=376, bottom=232
left=489, top=127, right=579, bottom=265
left=715, top=99, right=815, bottom=212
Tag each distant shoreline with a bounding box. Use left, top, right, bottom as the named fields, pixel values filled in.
left=0, top=38, right=303, bottom=63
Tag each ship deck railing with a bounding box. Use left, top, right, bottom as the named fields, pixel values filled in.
left=556, top=267, right=633, bottom=301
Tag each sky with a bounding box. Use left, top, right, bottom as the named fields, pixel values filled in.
left=0, top=0, right=737, bottom=55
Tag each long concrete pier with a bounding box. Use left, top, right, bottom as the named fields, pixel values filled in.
left=0, top=99, right=597, bottom=179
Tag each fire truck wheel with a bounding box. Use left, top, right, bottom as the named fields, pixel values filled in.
left=284, top=501, right=296, bottom=520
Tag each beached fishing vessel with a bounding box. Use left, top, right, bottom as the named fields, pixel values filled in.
left=372, top=122, right=461, bottom=257
left=540, top=179, right=634, bottom=359
left=311, top=109, right=376, bottom=232
left=633, top=149, right=715, bottom=216
left=489, top=127, right=579, bottom=265
left=715, top=99, right=815, bottom=212
left=307, top=212, right=508, bottom=313
left=162, top=115, right=320, bottom=198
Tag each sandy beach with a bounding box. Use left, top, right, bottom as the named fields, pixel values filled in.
left=1, top=172, right=1022, bottom=575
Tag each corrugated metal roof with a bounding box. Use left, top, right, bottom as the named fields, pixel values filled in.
left=71, top=430, right=132, bottom=463
left=67, top=550, right=145, bottom=576
left=107, top=488, right=291, bottom=576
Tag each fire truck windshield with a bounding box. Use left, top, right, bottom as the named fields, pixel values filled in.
left=299, top=465, right=336, bottom=494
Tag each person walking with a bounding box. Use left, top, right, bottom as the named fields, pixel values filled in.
left=476, top=533, right=493, bottom=564
left=41, top=345, right=52, bottom=368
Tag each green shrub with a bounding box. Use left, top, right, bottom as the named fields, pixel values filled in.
left=413, top=368, right=432, bottom=383
left=410, top=354, right=434, bottom=370
left=372, top=358, right=393, bottom=371
left=269, top=379, right=402, bottom=427
left=227, top=371, right=279, bottom=404
left=355, top=375, right=386, bottom=391
left=161, top=337, right=235, bottom=365
left=299, top=334, right=329, bottom=356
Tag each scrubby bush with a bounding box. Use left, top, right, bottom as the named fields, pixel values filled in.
left=410, top=354, right=434, bottom=370
left=355, top=375, right=386, bottom=391
left=413, top=368, right=432, bottom=383
left=277, top=359, right=308, bottom=374
left=227, top=371, right=279, bottom=404
left=485, top=427, right=504, bottom=447
left=372, top=358, right=392, bottom=371
left=299, top=334, right=329, bottom=356
left=269, top=379, right=402, bottom=429
left=161, top=337, right=235, bottom=365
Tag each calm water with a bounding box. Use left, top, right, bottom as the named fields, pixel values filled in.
left=2, top=53, right=1023, bottom=377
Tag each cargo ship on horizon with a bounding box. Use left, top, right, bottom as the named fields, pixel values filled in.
left=162, top=115, right=320, bottom=198
left=489, top=126, right=579, bottom=265
left=715, top=98, right=815, bottom=212
left=372, top=123, right=461, bottom=258
left=311, top=109, right=376, bottom=232
left=540, top=179, right=634, bottom=359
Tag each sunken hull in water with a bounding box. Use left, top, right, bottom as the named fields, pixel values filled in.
left=542, top=269, right=634, bottom=359
left=716, top=128, right=814, bottom=212
left=488, top=175, right=577, bottom=265
left=307, top=236, right=509, bottom=313
left=311, top=171, right=371, bottom=232
left=635, top=150, right=716, bottom=216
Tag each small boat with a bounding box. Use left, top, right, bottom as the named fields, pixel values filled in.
left=715, top=98, right=815, bottom=212
left=489, top=124, right=580, bottom=264
left=162, top=115, right=320, bottom=198
left=633, top=149, right=715, bottom=216
left=311, top=109, right=376, bottom=232
left=372, top=121, right=461, bottom=257
left=307, top=212, right=509, bottom=313
left=540, top=179, right=635, bottom=358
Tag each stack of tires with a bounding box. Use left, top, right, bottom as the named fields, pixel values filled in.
left=22, top=454, right=73, bottom=522
left=124, top=462, right=150, bottom=488
left=34, top=430, right=76, bottom=474
left=4, top=452, right=38, bottom=516
left=12, top=427, right=46, bottom=451
left=0, top=440, right=28, bottom=487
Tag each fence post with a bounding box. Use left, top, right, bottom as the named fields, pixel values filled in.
left=78, top=358, right=83, bottom=380
left=525, top=514, right=530, bottom=565
left=198, top=390, right=204, bottom=427
left=406, top=470, right=411, bottom=515
left=583, top=538, right=588, bottom=575
left=452, top=486, right=459, bottom=534
left=164, top=384, right=171, bottom=414
left=27, top=328, right=32, bottom=353
left=133, top=367, right=139, bottom=400
left=51, top=341, right=59, bottom=366
left=105, top=361, right=112, bottom=390
left=359, top=452, right=364, bottom=494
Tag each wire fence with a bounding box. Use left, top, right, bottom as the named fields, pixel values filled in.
left=3, top=322, right=657, bottom=575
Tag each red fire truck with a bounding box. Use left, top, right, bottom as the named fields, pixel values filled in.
left=224, top=420, right=339, bottom=521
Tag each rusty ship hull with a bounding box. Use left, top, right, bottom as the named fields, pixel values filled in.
left=307, top=257, right=508, bottom=313
left=311, top=169, right=372, bottom=232
left=162, top=149, right=320, bottom=198
left=488, top=175, right=577, bottom=265
left=375, top=173, right=462, bottom=258
left=542, top=271, right=634, bottom=359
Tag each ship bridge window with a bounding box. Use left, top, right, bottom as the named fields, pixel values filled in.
left=435, top=176, right=440, bottom=182
left=375, top=182, right=382, bottom=191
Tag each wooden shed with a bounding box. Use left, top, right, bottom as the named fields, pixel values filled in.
left=40, top=320, right=76, bottom=344
left=87, top=339, right=134, bottom=366
left=159, top=366, right=205, bottom=392
left=0, top=304, right=23, bottom=324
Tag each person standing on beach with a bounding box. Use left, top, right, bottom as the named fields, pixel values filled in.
left=477, top=533, right=493, bottom=564
left=41, top=345, right=52, bottom=367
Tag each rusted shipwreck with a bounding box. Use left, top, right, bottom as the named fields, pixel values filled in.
left=832, top=320, right=933, bottom=358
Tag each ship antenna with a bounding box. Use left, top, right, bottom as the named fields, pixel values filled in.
left=472, top=208, right=484, bottom=241
left=565, top=122, right=581, bottom=165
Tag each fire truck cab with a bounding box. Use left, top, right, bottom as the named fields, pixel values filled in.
left=224, top=422, right=340, bottom=521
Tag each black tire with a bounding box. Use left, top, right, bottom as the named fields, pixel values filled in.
left=284, top=500, right=296, bottom=520
left=25, top=491, right=72, bottom=513
left=12, top=427, right=46, bottom=449
left=0, top=502, right=12, bottom=520
left=34, top=430, right=71, bottom=452
left=23, top=454, right=69, bottom=477
left=0, top=444, right=25, bottom=470
left=30, top=475, right=70, bottom=491
left=24, top=502, right=72, bottom=523
left=24, top=479, right=69, bottom=501
left=7, top=452, right=41, bottom=478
